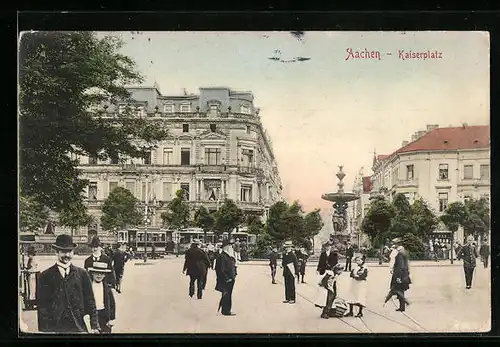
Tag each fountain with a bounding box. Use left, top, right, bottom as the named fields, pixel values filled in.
left=321, top=166, right=360, bottom=244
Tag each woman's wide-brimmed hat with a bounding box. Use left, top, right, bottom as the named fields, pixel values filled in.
left=88, top=236, right=102, bottom=248
left=88, top=261, right=112, bottom=273
left=52, top=234, right=77, bottom=251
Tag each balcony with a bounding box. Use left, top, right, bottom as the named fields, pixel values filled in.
left=394, top=179, right=419, bottom=189
left=198, top=164, right=227, bottom=173
left=458, top=178, right=490, bottom=188
left=237, top=166, right=264, bottom=175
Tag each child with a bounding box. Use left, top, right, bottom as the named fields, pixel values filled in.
left=319, top=263, right=345, bottom=319
left=88, top=262, right=116, bottom=333
left=345, top=256, right=368, bottom=317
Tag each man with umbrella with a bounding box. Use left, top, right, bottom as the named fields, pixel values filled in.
left=37, top=234, right=99, bottom=333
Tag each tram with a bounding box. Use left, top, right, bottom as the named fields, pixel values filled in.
left=117, top=227, right=170, bottom=258
left=173, top=227, right=256, bottom=254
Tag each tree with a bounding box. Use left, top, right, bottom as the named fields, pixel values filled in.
left=19, top=195, right=50, bottom=233
left=463, top=198, right=490, bottom=239
left=401, top=233, right=426, bottom=260
left=361, top=195, right=395, bottom=264
left=440, top=201, right=467, bottom=264
left=58, top=200, right=93, bottom=237
left=100, top=187, right=143, bottom=232
left=411, top=198, right=438, bottom=242
left=161, top=189, right=191, bottom=231
left=266, top=201, right=290, bottom=242
left=390, top=193, right=416, bottom=237
left=283, top=201, right=306, bottom=245
left=213, top=199, right=244, bottom=238
left=194, top=206, right=215, bottom=243
left=19, top=31, right=168, bottom=212
left=303, top=208, right=324, bottom=251
left=244, top=212, right=265, bottom=236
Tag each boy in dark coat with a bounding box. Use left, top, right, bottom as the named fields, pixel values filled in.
left=269, top=247, right=279, bottom=284
left=37, top=235, right=99, bottom=333
left=84, top=236, right=116, bottom=290
left=88, top=262, right=116, bottom=333
left=183, top=240, right=210, bottom=299
left=215, top=239, right=237, bottom=316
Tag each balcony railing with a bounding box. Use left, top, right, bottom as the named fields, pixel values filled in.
left=198, top=164, right=227, bottom=173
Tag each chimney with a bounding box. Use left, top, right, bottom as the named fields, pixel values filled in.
left=401, top=140, right=409, bottom=147
left=462, top=122, right=468, bottom=128
left=426, top=124, right=439, bottom=132
left=411, top=134, right=418, bottom=142
left=417, top=130, right=426, bottom=138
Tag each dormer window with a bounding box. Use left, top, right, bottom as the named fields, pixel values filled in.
left=180, top=104, right=191, bottom=113
left=164, top=104, right=174, bottom=113
left=240, top=105, right=251, bottom=114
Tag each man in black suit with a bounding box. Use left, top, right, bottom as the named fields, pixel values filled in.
left=111, top=244, right=128, bottom=293
left=384, top=238, right=411, bottom=312
left=479, top=239, right=490, bottom=269
left=84, top=236, right=116, bottom=290
left=183, top=240, right=210, bottom=299
left=282, top=241, right=299, bottom=304
left=316, top=242, right=338, bottom=275
left=269, top=247, right=279, bottom=284
left=344, top=240, right=354, bottom=272
left=37, top=235, right=99, bottom=333
left=215, top=239, right=237, bottom=316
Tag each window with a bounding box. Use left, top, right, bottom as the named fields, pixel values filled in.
left=163, top=148, right=173, bottom=165
left=205, top=148, right=221, bottom=165
left=246, top=126, right=251, bottom=134
left=180, top=104, right=191, bottom=113
left=463, top=165, right=473, bottom=179
left=88, top=182, right=98, bottom=200
left=241, top=184, right=253, bottom=202
left=438, top=164, right=449, bottom=180
left=180, top=183, right=190, bottom=201
left=88, top=155, right=98, bottom=165
left=141, top=182, right=153, bottom=202
left=109, top=182, right=118, bottom=194
left=242, top=149, right=254, bottom=167
left=182, top=124, right=189, bottom=132
left=240, top=105, right=251, bottom=114
left=125, top=181, right=135, bottom=195
left=406, top=165, right=414, bottom=180
left=181, top=148, right=190, bottom=165
left=480, top=164, right=490, bottom=180
left=210, top=124, right=216, bottom=132
left=163, top=182, right=172, bottom=201
left=110, top=156, right=119, bottom=164
left=164, top=104, right=174, bottom=113
left=143, top=152, right=151, bottom=165
left=439, top=192, right=448, bottom=212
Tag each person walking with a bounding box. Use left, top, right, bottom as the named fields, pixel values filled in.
left=111, top=244, right=128, bottom=294
left=84, top=236, right=116, bottom=290
left=345, top=256, right=368, bottom=317
left=87, top=262, right=116, bottom=334
left=295, top=247, right=309, bottom=284
left=215, top=239, right=237, bottom=316
left=183, top=240, right=210, bottom=299
left=384, top=238, right=411, bottom=312
left=479, top=239, right=490, bottom=269
left=457, top=235, right=479, bottom=289
left=269, top=247, right=279, bottom=284
left=282, top=241, right=299, bottom=304
left=344, top=240, right=354, bottom=272
left=37, top=234, right=99, bottom=333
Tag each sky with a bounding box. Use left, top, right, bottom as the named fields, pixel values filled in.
left=100, top=31, right=490, bottom=235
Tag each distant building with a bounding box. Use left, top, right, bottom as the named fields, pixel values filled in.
left=370, top=124, right=490, bottom=243
left=61, top=86, right=283, bottom=237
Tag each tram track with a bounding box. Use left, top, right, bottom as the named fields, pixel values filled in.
left=270, top=271, right=426, bottom=333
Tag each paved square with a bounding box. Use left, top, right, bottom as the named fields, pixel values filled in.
left=20, top=256, right=490, bottom=334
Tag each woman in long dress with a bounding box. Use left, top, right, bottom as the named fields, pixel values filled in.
left=25, top=247, right=38, bottom=309
left=345, top=256, right=368, bottom=317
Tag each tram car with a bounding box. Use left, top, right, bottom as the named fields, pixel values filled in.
left=174, top=227, right=256, bottom=255
left=117, top=227, right=169, bottom=258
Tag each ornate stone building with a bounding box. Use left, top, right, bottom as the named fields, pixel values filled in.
left=66, top=86, right=283, bottom=236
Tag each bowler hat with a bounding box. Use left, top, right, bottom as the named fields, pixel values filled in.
left=88, top=261, right=112, bottom=273
left=221, top=239, right=233, bottom=248
left=88, top=236, right=102, bottom=248
left=52, top=234, right=77, bottom=251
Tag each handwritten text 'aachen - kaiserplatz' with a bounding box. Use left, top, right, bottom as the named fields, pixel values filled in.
left=345, top=48, right=443, bottom=61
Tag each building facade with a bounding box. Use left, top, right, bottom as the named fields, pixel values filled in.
left=370, top=124, right=490, bottom=242
left=63, top=86, right=283, bottom=236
